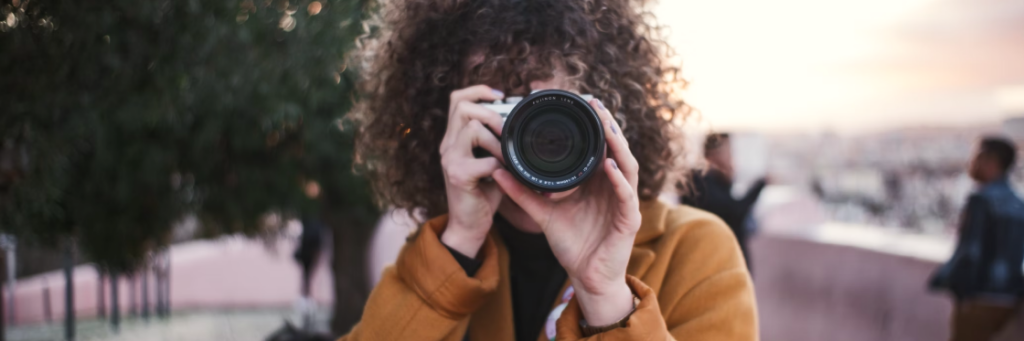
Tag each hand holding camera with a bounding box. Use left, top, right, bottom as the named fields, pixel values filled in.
left=438, top=85, right=508, bottom=258
left=440, top=85, right=608, bottom=258
left=492, top=96, right=641, bottom=326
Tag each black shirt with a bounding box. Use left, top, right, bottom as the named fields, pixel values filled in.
left=444, top=215, right=567, bottom=341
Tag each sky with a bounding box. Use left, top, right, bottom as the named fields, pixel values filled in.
left=655, top=0, right=1024, bottom=134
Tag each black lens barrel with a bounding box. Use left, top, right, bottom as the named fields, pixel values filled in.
left=501, top=90, right=605, bottom=192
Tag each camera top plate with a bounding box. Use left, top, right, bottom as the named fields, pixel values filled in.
left=482, top=93, right=593, bottom=121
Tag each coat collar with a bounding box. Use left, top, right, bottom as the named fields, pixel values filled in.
left=634, top=200, right=670, bottom=245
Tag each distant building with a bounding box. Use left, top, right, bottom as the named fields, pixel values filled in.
left=1005, top=117, right=1024, bottom=142
left=1004, top=117, right=1024, bottom=193
left=729, top=132, right=769, bottom=196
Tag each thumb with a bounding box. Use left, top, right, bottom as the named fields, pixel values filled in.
left=492, top=169, right=548, bottom=220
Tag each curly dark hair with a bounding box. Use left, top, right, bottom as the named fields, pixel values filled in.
left=351, top=0, right=690, bottom=218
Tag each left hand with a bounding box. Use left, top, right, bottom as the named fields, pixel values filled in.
left=493, top=98, right=641, bottom=326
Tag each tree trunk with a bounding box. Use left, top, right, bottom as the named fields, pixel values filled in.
left=63, top=241, right=75, bottom=341
left=128, top=274, right=135, bottom=317
left=109, top=272, right=119, bottom=333
left=156, top=249, right=170, bottom=318
left=326, top=207, right=377, bottom=336
left=153, top=264, right=162, bottom=318
left=1, top=249, right=6, bottom=341
left=43, top=284, right=52, bottom=323
left=6, top=244, right=15, bottom=327
left=153, top=262, right=161, bottom=315
left=163, top=251, right=170, bottom=318
left=153, top=250, right=169, bottom=319
left=141, top=265, right=148, bottom=321
left=96, top=270, right=105, bottom=319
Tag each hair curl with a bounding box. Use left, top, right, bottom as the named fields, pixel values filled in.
left=351, top=0, right=690, bottom=218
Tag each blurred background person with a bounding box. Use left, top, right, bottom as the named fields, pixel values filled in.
left=681, top=133, right=767, bottom=272
left=294, top=217, right=325, bottom=330
left=929, top=136, right=1024, bottom=341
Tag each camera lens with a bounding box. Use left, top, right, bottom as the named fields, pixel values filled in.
left=501, top=90, right=605, bottom=192
left=521, top=109, right=585, bottom=175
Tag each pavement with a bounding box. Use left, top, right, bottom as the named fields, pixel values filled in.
left=6, top=220, right=337, bottom=341
left=7, top=308, right=330, bottom=341
left=8, top=227, right=334, bottom=327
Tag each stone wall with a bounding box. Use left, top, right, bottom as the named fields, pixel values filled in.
left=752, top=234, right=1024, bottom=341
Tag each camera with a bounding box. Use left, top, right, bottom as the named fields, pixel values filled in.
left=480, top=89, right=605, bottom=192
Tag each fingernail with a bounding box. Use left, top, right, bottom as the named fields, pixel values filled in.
left=492, top=89, right=504, bottom=98
left=597, top=99, right=606, bottom=110
left=611, top=159, right=619, bottom=170
left=608, top=120, right=617, bottom=135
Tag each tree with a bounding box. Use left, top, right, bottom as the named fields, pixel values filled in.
left=1, top=0, right=379, bottom=336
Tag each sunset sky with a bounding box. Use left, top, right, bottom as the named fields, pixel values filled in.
left=656, top=0, right=1024, bottom=134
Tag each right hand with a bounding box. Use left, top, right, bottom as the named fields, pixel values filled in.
left=438, top=85, right=507, bottom=258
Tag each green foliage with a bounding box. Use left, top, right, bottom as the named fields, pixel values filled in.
left=0, top=0, right=378, bottom=272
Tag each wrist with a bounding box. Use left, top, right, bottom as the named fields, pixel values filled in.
left=440, top=221, right=490, bottom=258
left=571, top=278, right=634, bottom=326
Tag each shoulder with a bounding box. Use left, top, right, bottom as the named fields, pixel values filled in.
left=665, top=203, right=729, bottom=232
left=638, top=200, right=731, bottom=238
left=966, top=193, right=992, bottom=211
left=977, top=180, right=1020, bottom=202
left=975, top=184, right=1024, bottom=217
left=666, top=204, right=742, bottom=262
left=637, top=200, right=741, bottom=264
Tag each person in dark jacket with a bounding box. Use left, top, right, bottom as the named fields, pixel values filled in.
left=930, top=136, right=1024, bottom=341
left=681, top=133, right=766, bottom=272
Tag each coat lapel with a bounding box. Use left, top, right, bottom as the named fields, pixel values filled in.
left=627, top=247, right=657, bottom=279
left=468, top=234, right=515, bottom=341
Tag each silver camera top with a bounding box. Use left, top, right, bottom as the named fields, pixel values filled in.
left=481, top=93, right=593, bottom=120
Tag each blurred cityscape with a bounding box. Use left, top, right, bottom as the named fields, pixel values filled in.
left=757, top=117, right=1023, bottom=235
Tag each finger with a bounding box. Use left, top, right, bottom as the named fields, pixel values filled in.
left=589, top=99, right=624, bottom=143
left=451, top=101, right=505, bottom=136
left=464, top=157, right=504, bottom=183
left=457, top=120, right=504, bottom=161
left=590, top=99, right=638, bottom=186
left=441, top=86, right=505, bottom=153
left=604, top=158, right=637, bottom=206
left=492, top=168, right=549, bottom=219
left=450, top=85, right=504, bottom=115
left=443, top=156, right=503, bottom=188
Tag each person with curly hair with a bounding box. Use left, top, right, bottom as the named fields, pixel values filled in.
left=342, top=0, right=757, bottom=340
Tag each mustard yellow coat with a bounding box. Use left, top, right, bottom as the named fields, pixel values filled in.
left=338, top=200, right=758, bottom=340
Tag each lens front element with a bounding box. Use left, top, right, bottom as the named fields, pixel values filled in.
left=521, top=109, right=585, bottom=175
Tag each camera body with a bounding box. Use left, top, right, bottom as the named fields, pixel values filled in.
left=481, top=94, right=594, bottom=122
left=480, top=90, right=605, bottom=192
